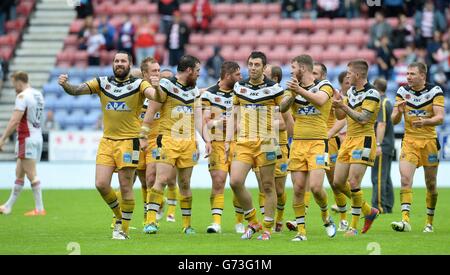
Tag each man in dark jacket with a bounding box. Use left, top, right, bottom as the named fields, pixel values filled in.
left=165, top=11, right=190, bottom=66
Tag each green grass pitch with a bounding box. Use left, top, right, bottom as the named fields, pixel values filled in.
left=1, top=187, right=449, bottom=255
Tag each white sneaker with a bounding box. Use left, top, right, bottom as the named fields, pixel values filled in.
left=206, top=223, right=222, bottom=233
left=235, top=223, right=245, bottom=234
left=324, top=217, right=337, bottom=238
left=337, top=220, right=349, bottom=232
left=0, top=204, right=11, bottom=215
left=112, top=223, right=129, bottom=240
left=423, top=224, right=434, bottom=233
left=391, top=221, right=412, bottom=232
left=291, top=234, right=307, bottom=241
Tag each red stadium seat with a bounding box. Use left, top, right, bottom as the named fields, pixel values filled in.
left=297, top=19, right=314, bottom=32
left=57, top=50, right=75, bottom=64
left=348, top=18, right=367, bottom=32
left=240, top=35, right=257, bottom=48
left=250, top=3, right=267, bottom=16
left=210, top=14, right=228, bottom=30
left=180, top=3, right=192, bottom=14
left=261, top=15, right=280, bottom=31
left=254, top=45, right=271, bottom=54
left=220, top=33, right=240, bottom=47
left=226, top=15, right=246, bottom=31
left=291, top=33, right=309, bottom=47
left=203, top=33, right=221, bottom=46
left=214, top=3, right=233, bottom=16
left=332, top=18, right=349, bottom=32
left=64, top=35, right=78, bottom=48
left=277, top=31, right=293, bottom=47
left=278, top=19, right=297, bottom=33
left=69, top=19, right=84, bottom=34
left=247, top=15, right=265, bottom=31
left=232, top=3, right=249, bottom=16
left=310, top=34, right=327, bottom=46
left=358, top=49, right=376, bottom=63
left=314, top=18, right=332, bottom=32
left=189, top=33, right=203, bottom=46
left=266, top=3, right=281, bottom=14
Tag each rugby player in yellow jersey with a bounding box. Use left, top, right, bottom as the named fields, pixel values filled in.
left=133, top=58, right=177, bottom=224
left=228, top=51, right=284, bottom=241
left=314, top=63, right=350, bottom=231
left=390, top=62, right=444, bottom=233
left=279, top=55, right=336, bottom=241
left=332, top=59, right=381, bottom=236
left=286, top=63, right=349, bottom=233
left=256, top=64, right=294, bottom=233
left=201, top=61, right=242, bottom=233
left=58, top=51, right=156, bottom=240
left=142, top=55, right=203, bottom=235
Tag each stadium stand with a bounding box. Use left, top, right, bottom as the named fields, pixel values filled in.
left=2, top=1, right=450, bottom=139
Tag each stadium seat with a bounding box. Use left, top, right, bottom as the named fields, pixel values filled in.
left=232, top=3, right=249, bottom=16
left=278, top=19, right=297, bottom=33
left=250, top=3, right=267, bottom=16
left=332, top=18, right=349, bottom=32
left=297, top=19, right=314, bottom=32
left=82, top=110, right=102, bottom=129
left=43, top=94, right=58, bottom=111
left=214, top=3, right=233, bottom=15
left=291, top=33, right=309, bottom=47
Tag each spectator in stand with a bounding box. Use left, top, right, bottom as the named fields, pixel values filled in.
left=368, top=11, right=393, bottom=49
left=87, top=26, right=106, bottom=66
left=98, top=15, right=116, bottom=51
left=1, top=0, right=17, bottom=35
left=281, top=0, right=301, bottom=19
left=426, top=31, right=442, bottom=66
left=384, top=0, right=405, bottom=18
left=158, top=0, right=180, bottom=34
left=165, top=11, right=190, bottom=66
left=432, top=39, right=450, bottom=80
left=415, top=46, right=428, bottom=64
left=117, top=15, right=136, bottom=63
left=191, top=0, right=213, bottom=33
left=317, top=0, right=340, bottom=19
left=343, top=0, right=360, bottom=19
left=205, top=46, right=224, bottom=85
left=404, top=43, right=417, bottom=64
left=134, top=16, right=157, bottom=66
left=376, top=35, right=397, bottom=80
left=75, top=0, right=94, bottom=19
left=77, top=16, right=93, bottom=50
left=391, top=13, right=414, bottom=49
left=414, top=0, right=447, bottom=48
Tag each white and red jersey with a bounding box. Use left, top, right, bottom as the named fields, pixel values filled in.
left=15, top=87, right=45, bottom=140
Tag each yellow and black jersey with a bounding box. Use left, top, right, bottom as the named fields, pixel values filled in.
left=154, top=76, right=200, bottom=139
left=286, top=79, right=334, bottom=140
left=201, top=83, right=233, bottom=141
left=141, top=98, right=160, bottom=139
left=396, top=83, right=444, bottom=139
left=233, top=76, right=284, bottom=140
left=344, top=83, right=380, bottom=137
left=86, top=76, right=151, bottom=140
